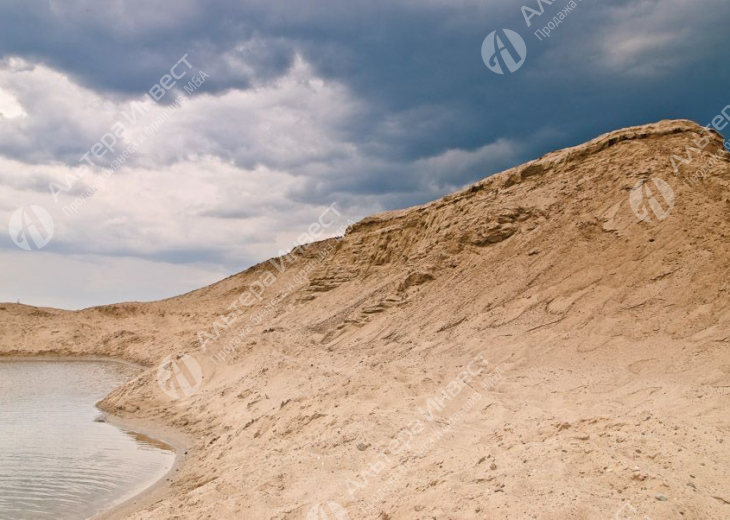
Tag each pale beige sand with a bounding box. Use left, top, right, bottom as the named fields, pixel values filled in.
left=2, top=119, right=730, bottom=519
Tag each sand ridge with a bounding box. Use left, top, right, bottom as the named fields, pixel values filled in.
left=2, top=119, right=730, bottom=519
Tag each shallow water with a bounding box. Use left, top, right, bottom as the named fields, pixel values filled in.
left=0, top=360, right=176, bottom=519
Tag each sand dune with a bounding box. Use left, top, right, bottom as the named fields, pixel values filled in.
left=2, top=119, right=730, bottom=519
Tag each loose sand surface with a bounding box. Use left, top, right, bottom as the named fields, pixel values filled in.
left=2, top=120, right=730, bottom=519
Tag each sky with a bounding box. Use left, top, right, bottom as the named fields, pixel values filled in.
left=1, top=0, right=729, bottom=309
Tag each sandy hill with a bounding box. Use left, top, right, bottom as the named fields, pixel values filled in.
left=2, top=119, right=730, bottom=519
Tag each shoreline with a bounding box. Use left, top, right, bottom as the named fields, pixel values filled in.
left=92, top=412, right=190, bottom=520
left=0, top=354, right=189, bottom=520
left=0, top=354, right=147, bottom=368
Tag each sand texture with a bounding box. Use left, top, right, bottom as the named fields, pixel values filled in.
left=2, top=119, right=730, bottom=519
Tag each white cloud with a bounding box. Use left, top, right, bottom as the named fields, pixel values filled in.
left=0, top=52, right=519, bottom=308
left=594, top=0, right=728, bottom=78
left=0, top=58, right=128, bottom=162
left=0, top=86, right=25, bottom=119
left=0, top=55, right=369, bottom=307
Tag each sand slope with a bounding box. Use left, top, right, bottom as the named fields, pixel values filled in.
left=2, top=119, right=730, bottom=519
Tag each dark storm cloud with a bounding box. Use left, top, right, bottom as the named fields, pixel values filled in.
left=1, top=0, right=729, bottom=184
left=2, top=0, right=730, bottom=278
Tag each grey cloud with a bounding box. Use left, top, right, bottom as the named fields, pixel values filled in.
left=1, top=0, right=730, bottom=308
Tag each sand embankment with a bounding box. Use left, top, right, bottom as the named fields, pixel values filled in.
left=2, top=120, right=730, bottom=519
